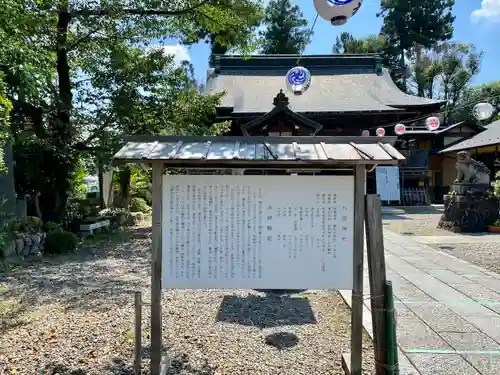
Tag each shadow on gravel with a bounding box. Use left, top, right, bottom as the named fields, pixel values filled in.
left=0, top=226, right=152, bottom=315
left=216, top=294, right=317, bottom=328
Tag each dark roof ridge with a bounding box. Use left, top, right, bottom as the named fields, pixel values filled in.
left=214, top=54, right=381, bottom=74
left=215, top=53, right=380, bottom=59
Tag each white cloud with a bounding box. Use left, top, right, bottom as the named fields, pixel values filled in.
left=471, top=0, right=500, bottom=22
left=158, top=44, right=191, bottom=66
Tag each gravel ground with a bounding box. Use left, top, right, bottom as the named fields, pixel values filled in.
left=0, top=227, right=375, bottom=375
left=382, top=208, right=500, bottom=275
left=428, top=242, right=500, bottom=275
left=382, top=208, right=458, bottom=237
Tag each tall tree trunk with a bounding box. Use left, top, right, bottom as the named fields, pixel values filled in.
left=56, top=3, right=72, bottom=145
left=415, top=44, right=424, bottom=97
left=46, top=2, right=75, bottom=222
left=400, top=49, right=407, bottom=93
left=119, top=165, right=132, bottom=209
left=98, top=155, right=105, bottom=209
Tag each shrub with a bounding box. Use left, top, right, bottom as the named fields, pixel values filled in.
left=43, top=221, right=62, bottom=233
left=492, top=171, right=500, bottom=198
left=0, top=230, right=14, bottom=258
left=133, top=189, right=152, bottom=206
left=4, top=217, right=25, bottom=232
left=43, top=231, right=78, bottom=255
left=129, top=197, right=151, bottom=213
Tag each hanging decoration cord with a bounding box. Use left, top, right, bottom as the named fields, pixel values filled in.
left=368, top=92, right=500, bottom=131
left=295, top=13, right=319, bottom=67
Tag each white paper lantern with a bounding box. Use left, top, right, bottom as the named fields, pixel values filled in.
left=425, top=116, right=440, bottom=131
left=313, top=0, right=363, bottom=26
left=361, top=129, right=370, bottom=136
left=473, top=102, right=495, bottom=121
left=394, top=124, right=406, bottom=135
left=376, top=127, right=386, bottom=137
left=285, top=66, right=311, bottom=95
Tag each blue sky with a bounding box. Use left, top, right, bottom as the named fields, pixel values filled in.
left=164, top=0, right=500, bottom=86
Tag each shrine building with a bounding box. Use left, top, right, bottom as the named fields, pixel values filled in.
left=205, top=54, right=487, bottom=204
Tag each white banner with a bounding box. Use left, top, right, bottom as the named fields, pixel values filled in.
left=376, top=166, right=401, bottom=202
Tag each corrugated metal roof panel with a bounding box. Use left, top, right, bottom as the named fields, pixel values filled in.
left=205, top=142, right=238, bottom=159
left=114, top=141, right=156, bottom=160
left=114, top=136, right=405, bottom=166
left=294, top=143, right=327, bottom=160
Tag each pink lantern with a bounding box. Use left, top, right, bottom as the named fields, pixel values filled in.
left=394, top=123, right=406, bottom=135
left=376, top=127, right=386, bottom=137
left=425, top=116, right=440, bottom=131
left=361, top=129, right=370, bottom=137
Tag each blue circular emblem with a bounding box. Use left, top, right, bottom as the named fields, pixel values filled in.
left=287, top=67, right=308, bottom=86
left=285, top=66, right=311, bottom=95
left=327, top=0, right=353, bottom=5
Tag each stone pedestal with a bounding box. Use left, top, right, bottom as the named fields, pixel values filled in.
left=438, top=195, right=499, bottom=233
left=450, top=184, right=491, bottom=195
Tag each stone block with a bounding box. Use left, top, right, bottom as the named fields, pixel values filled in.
left=438, top=194, right=499, bottom=233
left=440, top=331, right=500, bottom=351
left=405, top=353, right=481, bottom=375
left=403, top=302, right=479, bottom=333
left=2, top=239, right=16, bottom=258
left=396, top=319, right=451, bottom=350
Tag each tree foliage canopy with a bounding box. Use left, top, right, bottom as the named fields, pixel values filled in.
left=378, top=0, right=455, bottom=91
left=259, top=0, right=312, bottom=54
left=332, top=32, right=387, bottom=54
left=0, top=0, right=263, bottom=220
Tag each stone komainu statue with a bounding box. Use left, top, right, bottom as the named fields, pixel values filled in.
left=454, top=151, right=491, bottom=185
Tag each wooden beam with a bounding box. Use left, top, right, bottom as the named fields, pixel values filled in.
left=150, top=162, right=164, bottom=375
left=350, top=164, right=366, bottom=375
left=365, top=194, right=388, bottom=375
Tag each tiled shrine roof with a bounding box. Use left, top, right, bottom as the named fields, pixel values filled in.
left=114, top=136, right=405, bottom=167
left=440, top=119, right=500, bottom=153
left=205, top=54, right=444, bottom=114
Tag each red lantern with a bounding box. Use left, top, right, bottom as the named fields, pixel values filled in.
left=425, top=116, right=440, bottom=131
left=376, top=127, right=386, bottom=137
left=361, top=129, right=370, bottom=137
left=394, top=124, right=406, bottom=135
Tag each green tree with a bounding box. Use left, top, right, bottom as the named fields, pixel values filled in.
left=0, top=0, right=55, bottom=173
left=1, top=0, right=263, bottom=221
left=409, top=43, right=482, bottom=100
left=408, top=42, right=482, bottom=122
left=259, top=0, right=312, bottom=54
left=450, top=81, right=500, bottom=124
left=378, top=0, right=455, bottom=93
left=332, top=32, right=387, bottom=54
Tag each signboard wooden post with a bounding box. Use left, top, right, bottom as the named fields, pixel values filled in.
left=150, top=163, right=163, bottom=375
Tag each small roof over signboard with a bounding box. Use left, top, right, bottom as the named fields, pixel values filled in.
left=440, top=119, right=500, bottom=153
left=113, top=136, right=405, bottom=168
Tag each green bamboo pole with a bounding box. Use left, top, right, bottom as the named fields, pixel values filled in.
left=384, top=281, right=398, bottom=375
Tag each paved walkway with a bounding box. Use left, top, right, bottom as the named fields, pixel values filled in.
left=341, top=230, right=500, bottom=375
left=410, top=234, right=500, bottom=245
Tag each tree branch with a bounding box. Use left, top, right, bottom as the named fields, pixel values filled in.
left=71, top=0, right=215, bottom=17
left=67, top=26, right=103, bottom=50
left=74, top=114, right=115, bottom=149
